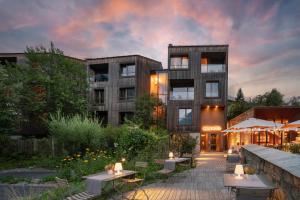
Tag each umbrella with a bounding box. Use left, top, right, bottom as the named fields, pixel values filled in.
left=282, top=120, right=300, bottom=129
left=230, top=118, right=283, bottom=129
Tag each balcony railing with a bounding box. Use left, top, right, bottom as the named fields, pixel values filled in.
left=170, top=92, right=194, bottom=100
left=94, top=74, right=108, bottom=82
left=201, top=64, right=225, bottom=73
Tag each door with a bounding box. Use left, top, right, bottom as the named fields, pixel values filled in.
left=210, top=133, right=217, bottom=151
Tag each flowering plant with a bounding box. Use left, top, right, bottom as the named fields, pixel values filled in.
left=105, top=163, right=115, bottom=171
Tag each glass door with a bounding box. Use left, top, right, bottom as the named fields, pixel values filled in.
left=210, top=133, right=217, bottom=151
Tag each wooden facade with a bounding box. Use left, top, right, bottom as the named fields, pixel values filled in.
left=167, top=45, right=228, bottom=152
left=87, top=55, right=162, bottom=126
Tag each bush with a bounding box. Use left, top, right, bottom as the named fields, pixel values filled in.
left=290, top=144, right=300, bottom=154
left=170, top=134, right=197, bottom=156
left=48, top=111, right=103, bottom=154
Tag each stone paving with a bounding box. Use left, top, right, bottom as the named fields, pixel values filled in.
left=122, top=152, right=231, bottom=200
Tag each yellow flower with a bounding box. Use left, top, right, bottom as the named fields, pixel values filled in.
left=86, top=148, right=89, bottom=151
left=77, top=154, right=81, bottom=157
left=84, top=160, right=88, bottom=163
left=93, top=158, right=96, bottom=161
left=63, top=158, right=67, bottom=161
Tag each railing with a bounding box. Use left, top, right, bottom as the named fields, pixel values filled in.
left=201, top=64, right=225, bottom=73
left=170, top=92, right=194, bottom=100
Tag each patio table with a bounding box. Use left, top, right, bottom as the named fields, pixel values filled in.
left=164, top=157, right=191, bottom=170
left=223, top=174, right=276, bottom=198
left=84, top=170, right=136, bottom=196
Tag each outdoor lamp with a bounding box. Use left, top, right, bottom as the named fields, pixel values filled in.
left=228, top=149, right=232, bottom=154
left=169, top=152, right=174, bottom=159
left=121, top=158, right=126, bottom=162
left=234, top=164, right=244, bottom=179
left=114, top=162, right=123, bottom=175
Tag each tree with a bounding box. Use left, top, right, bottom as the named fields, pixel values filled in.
left=133, top=94, right=164, bottom=129
left=252, top=88, right=284, bottom=106
left=0, top=64, right=22, bottom=134
left=236, top=88, right=245, bottom=102
left=228, top=89, right=251, bottom=120
left=288, top=96, right=300, bottom=106
left=1, top=42, right=88, bottom=135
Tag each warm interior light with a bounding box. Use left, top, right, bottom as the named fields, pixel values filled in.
left=228, top=149, right=232, bottom=154
left=215, top=105, right=219, bottom=108
left=206, top=105, right=210, bottom=109
left=114, top=162, right=123, bottom=175
left=202, top=126, right=222, bottom=132
left=169, top=152, right=174, bottom=159
left=234, top=164, right=244, bottom=179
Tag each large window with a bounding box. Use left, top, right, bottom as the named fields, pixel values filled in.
left=205, top=82, right=219, bottom=98
left=90, top=63, right=109, bottom=82
left=178, top=108, right=192, bottom=125
left=120, top=64, right=135, bottom=77
left=119, top=112, right=134, bottom=124
left=119, top=87, right=135, bottom=100
left=201, top=52, right=226, bottom=73
left=94, top=89, right=104, bottom=104
left=170, top=56, right=188, bottom=69
left=171, top=87, right=194, bottom=100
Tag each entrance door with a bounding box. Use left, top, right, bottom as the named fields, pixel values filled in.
left=210, top=133, right=217, bottom=151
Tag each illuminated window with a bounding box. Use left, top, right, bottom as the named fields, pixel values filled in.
left=120, top=64, right=135, bottom=77
left=205, top=82, right=219, bottom=98
left=170, top=56, right=188, bottom=69
left=201, top=52, right=226, bottom=73
left=178, top=108, right=192, bottom=125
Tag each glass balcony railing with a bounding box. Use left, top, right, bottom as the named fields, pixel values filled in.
left=170, top=92, right=194, bottom=100
left=201, top=64, right=225, bottom=73
left=94, top=74, right=108, bottom=82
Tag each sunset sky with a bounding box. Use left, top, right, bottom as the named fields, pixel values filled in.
left=0, top=0, right=299, bottom=98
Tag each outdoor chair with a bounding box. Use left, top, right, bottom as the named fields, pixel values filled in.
left=226, top=154, right=241, bottom=172
left=236, top=188, right=273, bottom=200
left=121, top=161, right=149, bottom=200
left=55, top=177, right=96, bottom=200
left=179, top=153, right=194, bottom=168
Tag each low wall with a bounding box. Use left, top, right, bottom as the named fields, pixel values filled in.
left=241, top=144, right=300, bottom=200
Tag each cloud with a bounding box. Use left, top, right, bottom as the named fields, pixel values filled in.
left=0, top=0, right=300, bottom=97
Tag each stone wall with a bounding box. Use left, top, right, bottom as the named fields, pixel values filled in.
left=241, top=145, right=300, bottom=200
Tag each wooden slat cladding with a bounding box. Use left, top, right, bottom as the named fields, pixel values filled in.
left=167, top=45, right=228, bottom=133
left=87, top=55, right=162, bottom=126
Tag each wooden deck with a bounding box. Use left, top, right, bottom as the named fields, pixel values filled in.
left=120, top=152, right=231, bottom=200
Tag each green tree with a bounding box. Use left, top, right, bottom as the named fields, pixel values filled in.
left=288, top=96, right=300, bottom=106
left=228, top=89, right=252, bottom=120
left=252, top=88, right=284, bottom=106
left=133, top=94, right=164, bottom=129
left=0, top=64, right=22, bottom=134
left=236, top=88, right=245, bottom=102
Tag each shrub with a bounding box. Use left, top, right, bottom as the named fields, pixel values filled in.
left=170, top=134, right=197, bottom=156
left=117, top=125, right=156, bottom=160
left=48, top=111, right=103, bottom=154
left=289, top=144, right=300, bottom=154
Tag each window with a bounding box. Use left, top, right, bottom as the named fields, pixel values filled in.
left=171, top=87, right=194, bottom=100
left=119, top=88, right=135, bottom=100
left=0, top=57, right=17, bottom=66
left=119, top=112, right=134, bottom=124
left=205, top=82, right=219, bottom=98
left=90, top=64, right=109, bottom=82
left=178, top=108, right=192, bottom=125
left=120, top=64, right=135, bottom=77
left=170, top=56, right=188, bottom=69
left=94, top=89, right=104, bottom=104
left=96, top=111, right=108, bottom=126
left=201, top=52, right=226, bottom=73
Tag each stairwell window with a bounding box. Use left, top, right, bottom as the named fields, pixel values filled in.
left=170, top=56, right=189, bottom=69
left=178, top=108, right=192, bottom=125
left=205, top=82, right=219, bottom=98
left=94, top=89, right=104, bottom=104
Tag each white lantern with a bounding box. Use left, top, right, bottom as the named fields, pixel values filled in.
left=114, top=162, right=123, bottom=175
left=234, top=164, right=244, bottom=179
left=169, top=152, right=174, bottom=159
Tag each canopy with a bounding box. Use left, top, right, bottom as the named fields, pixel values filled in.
left=229, top=118, right=283, bottom=129
left=282, top=120, right=300, bottom=129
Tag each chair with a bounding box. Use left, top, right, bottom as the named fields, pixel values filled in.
left=122, top=161, right=149, bottom=200
left=226, top=154, right=240, bottom=172
left=236, top=188, right=273, bottom=200
left=179, top=153, right=194, bottom=168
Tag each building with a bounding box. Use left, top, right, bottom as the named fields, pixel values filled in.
left=227, top=106, right=300, bottom=148
left=86, top=55, right=162, bottom=126
left=0, top=53, right=27, bottom=65
left=165, top=44, right=228, bottom=152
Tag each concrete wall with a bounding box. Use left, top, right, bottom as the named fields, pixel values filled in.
left=241, top=145, right=300, bottom=200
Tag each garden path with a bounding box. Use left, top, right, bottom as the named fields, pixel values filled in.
left=120, top=152, right=231, bottom=200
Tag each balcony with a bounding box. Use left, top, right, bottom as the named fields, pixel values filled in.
left=201, top=64, right=225, bottom=73
left=94, top=74, right=108, bottom=82
left=170, top=89, right=194, bottom=100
